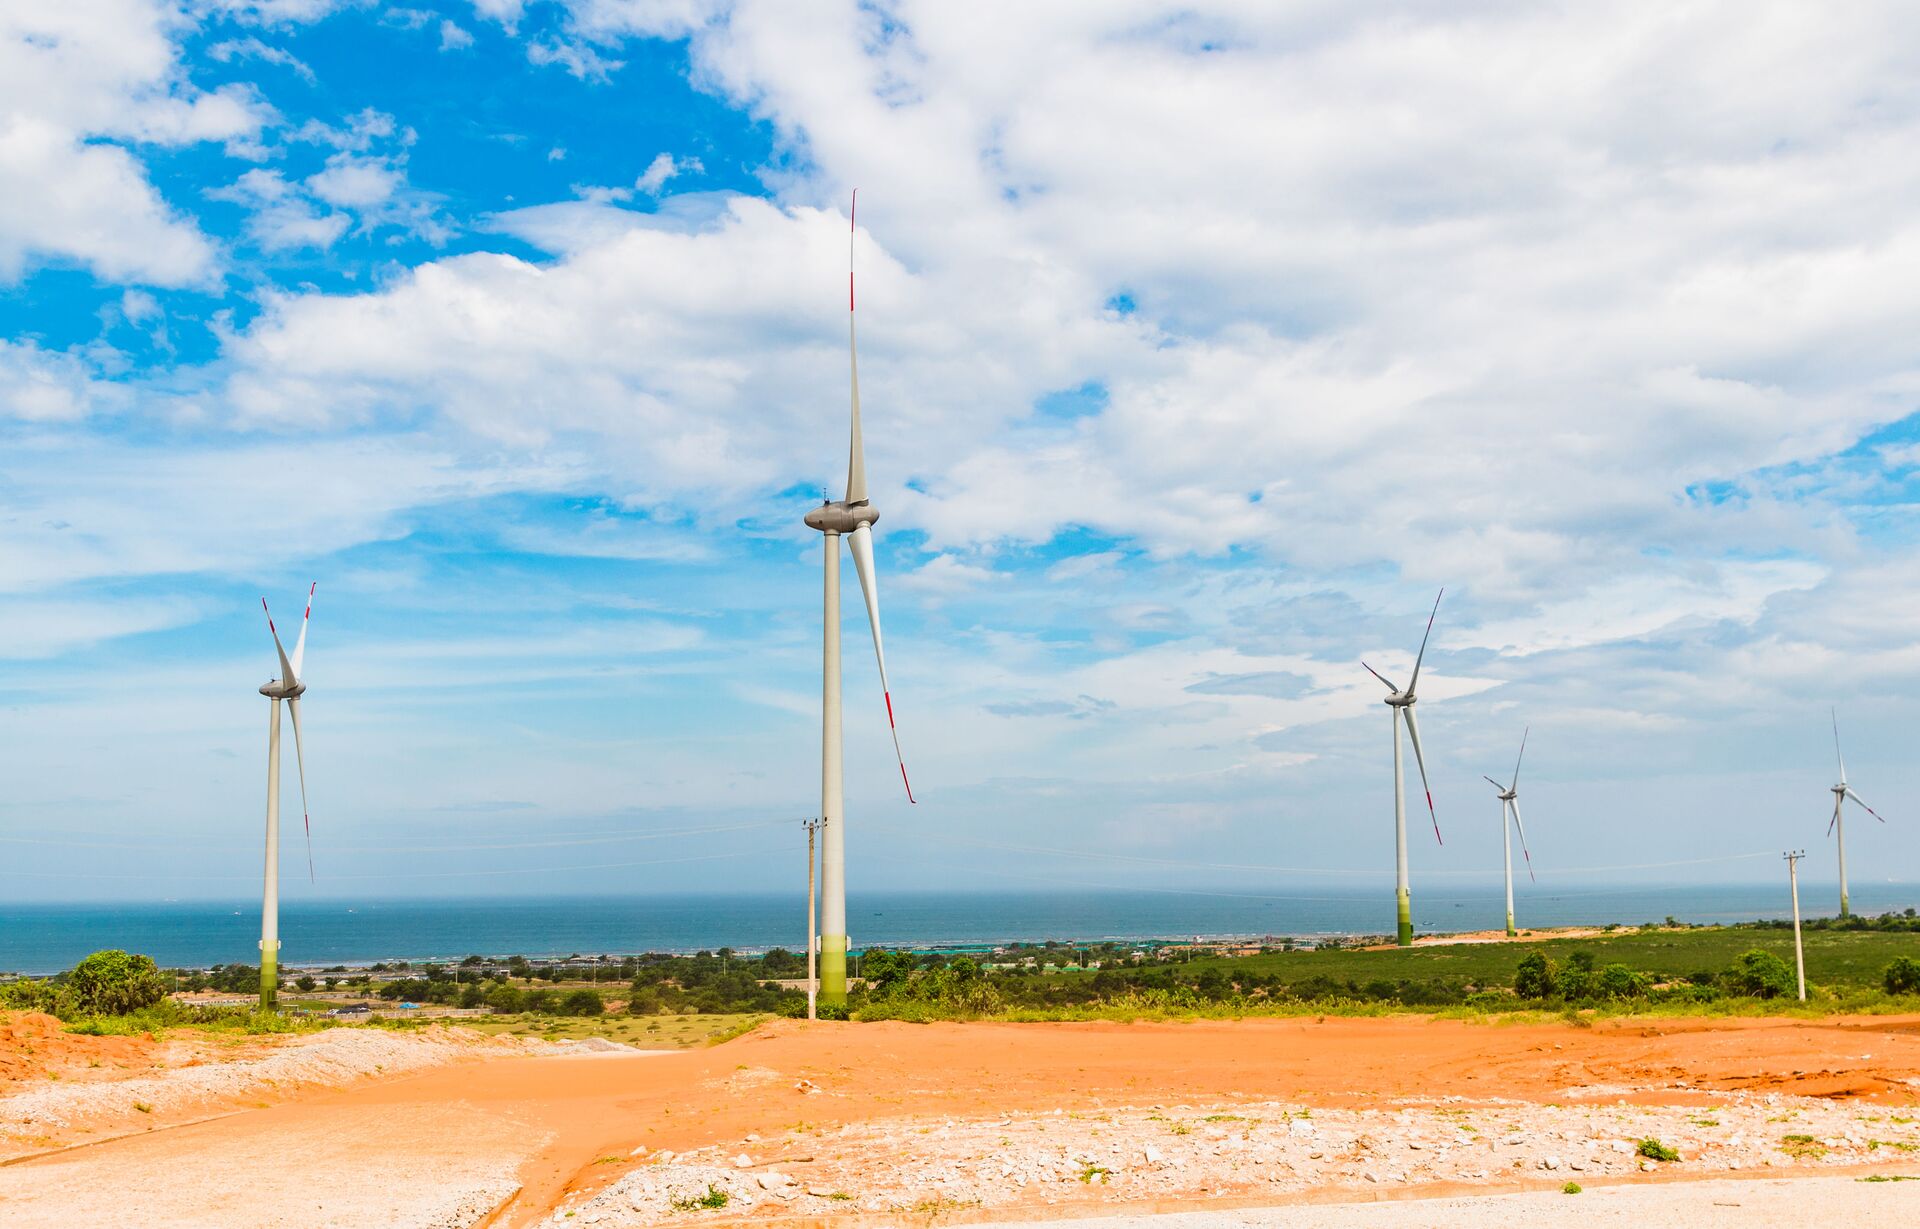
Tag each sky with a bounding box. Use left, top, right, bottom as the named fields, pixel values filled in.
left=2, top=1, right=1919, bottom=910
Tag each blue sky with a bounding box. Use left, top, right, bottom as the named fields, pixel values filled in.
left=3, top=2, right=1920, bottom=910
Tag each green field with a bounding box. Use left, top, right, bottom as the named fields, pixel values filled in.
left=1185, top=926, right=1919, bottom=991
left=456, top=1011, right=765, bottom=1048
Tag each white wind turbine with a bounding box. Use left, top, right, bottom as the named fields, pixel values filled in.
left=1362, top=589, right=1444, bottom=947
left=1482, top=728, right=1535, bottom=937
left=1826, top=709, right=1885, bottom=919
left=802, top=192, right=915, bottom=1006
left=256, top=585, right=315, bottom=1010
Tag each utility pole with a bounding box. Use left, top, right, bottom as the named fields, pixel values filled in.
left=1784, top=850, right=1807, bottom=1002
left=805, top=818, right=821, bottom=1021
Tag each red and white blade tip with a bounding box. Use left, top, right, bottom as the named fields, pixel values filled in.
left=883, top=690, right=916, bottom=804
left=1426, top=792, right=1441, bottom=844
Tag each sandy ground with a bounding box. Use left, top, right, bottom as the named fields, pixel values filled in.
left=990, top=1175, right=1920, bottom=1228
left=0, top=1013, right=1917, bottom=1227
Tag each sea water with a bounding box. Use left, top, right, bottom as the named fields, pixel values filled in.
left=3, top=882, right=1914, bottom=974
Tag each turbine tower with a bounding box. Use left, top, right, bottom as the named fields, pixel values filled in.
left=1826, top=709, right=1884, bottom=919
left=1362, top=589, right=1444, bottom=947
left=1482, top=728, right=1535, bottom=937
left=803, top=192, right=915, bottom=1006
left=257, top=585, right=315, bottom=1010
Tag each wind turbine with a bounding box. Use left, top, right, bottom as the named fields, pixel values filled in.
left=1826, top=709, right=1885, bottom=919
left=256, top=585, right=315, bottom=1010
left=1362, top=589, right=1444, bottom=947
left=1482, top=728, right=1535, bottom=937
left=802, top=192, right=915, bottom=1006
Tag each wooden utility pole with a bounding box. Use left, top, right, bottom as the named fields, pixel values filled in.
left=1785, top=850, right=1807, bottom=1002
left=806, top=817, right=821, bottom=1021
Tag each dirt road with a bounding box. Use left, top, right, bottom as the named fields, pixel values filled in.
left=1, top=1014, right=1917, bottom=1227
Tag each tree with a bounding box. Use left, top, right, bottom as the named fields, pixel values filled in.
left=65, top=950, right=167, bottom=1016
left=1725, top=949, right=1794, bottom=999
left=1595, top=964, right=1647, bottom=1000
left=560, top=989, right=604, bottom=1017
left=1883, top=956, right=1920, bottom=995
left=860, top=950, right=917, bottom=995
left=295, top=975, right=317, bottom=992
left=486, top=984, right=525, bottom=1014
left=1513, top=952, right=1556, bottom=999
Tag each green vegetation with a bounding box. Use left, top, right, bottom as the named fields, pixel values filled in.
left=1884, top=956, right=1920, bottom=995
left=1561, top=1181, right=1581, bottom=1194
left=1780, top=1133, right=1828, bottom=1159
left=1637, top=1138, right=1680, bottom=1162
left=670, top=1185, right=730, bottom=1212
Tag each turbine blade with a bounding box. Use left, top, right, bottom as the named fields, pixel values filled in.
left=290, top=582, right=315, bottom=680
left=288, top=696, right=314, bottom=883
left=845, top=190, right=868, bottom=506
left=262, top=599, right=295, bottom=688
left=1402, top=705, right=1440, bottom=844
left=1509, top=796, right=1536, bottom=882
left=1406, top=588, right=1443, bottom=693
left=1845, top=787, right=1886, bottom=823
left=1361, top=661, right=1399, bottom=692
left=848, top=523, right=914, bottom=803
left=1827, top=796, right=1840, bottom=838
left=1510, top=725, right=1529, bottom=790
left=1831, top=708, right=1848, bottom=783
left=1483, top=775, right=1505, bottom=791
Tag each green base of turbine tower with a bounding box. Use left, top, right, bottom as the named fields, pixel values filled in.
left=1840, top=892, right=1850, bottom=920
left=820, top=934, right=847, bottom=1006
left=1396, top=892, right=1413, bottom=947
left=259, top=942, right=279, bottom=1010
left=1505, top=915, right=1516, bottom=938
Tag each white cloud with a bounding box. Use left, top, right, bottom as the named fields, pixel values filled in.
left=439, top=20, right=476, bottom=51
left=0, top=3, right=275, bottom=286
left=636, top=151, right=702, bottom=194
left=306, top=154, right=403, bottom=209
left=209, top=168, right=349, bottom=252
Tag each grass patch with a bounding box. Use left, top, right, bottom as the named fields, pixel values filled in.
left=1637, top=1138, right=1680, bottom=1162
left=1781, top=1133, right=1828, bottom=1160
left=1859, top=1175, right=1920, bottom=1183
left=457, top=1012, right=765, bottom=1049
left=669, top=1185, right=729, bottom=1212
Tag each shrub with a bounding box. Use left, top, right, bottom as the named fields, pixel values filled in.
left=1725, top=949, right=1794, bottom=999
left=1595, top=964, right=1648, bottom=1000
left=1561, top=1181, right=1582, bottom=1194
left=1883, top=956, right=1920, bottom=995
left=64, top=950, right=167, bottom=1017
left=1513, top=952, right=1556, bottom=999
left=1637, top=1138, right=1679, bottom=1162
left=560, top=989, right=604, bottom=1017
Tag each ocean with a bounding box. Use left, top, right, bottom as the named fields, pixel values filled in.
left=3, top=882, right=1915, bottom=975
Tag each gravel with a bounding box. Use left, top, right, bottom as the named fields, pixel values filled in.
left=537, top=1094, right=1920, bottom=1225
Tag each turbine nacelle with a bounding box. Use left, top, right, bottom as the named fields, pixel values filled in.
left=259, top=678, right=307, bottom=700
left=805, top=499, right=880, bottom=535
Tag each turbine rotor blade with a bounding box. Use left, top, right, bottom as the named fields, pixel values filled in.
left=848, top=523, right=914, bottom=803
left=1483, top=775, right=1505, bottom=791
left=1844, top=787, right=1886, bottom=823
left=262, top=599, right=295, bottom=688
left=1360, top=661, right=1399, bottom=692
left=845, top=190, right=868, bottom=506
left=1827, top=795, right=1840, bottom=838
left=1511, top=725, right=1529, bottom=790
left=1831, top=708, right=1846, bottom=783
left=1406, top=588, right=1443, bottom=693
left=1509, top=796, right=1536, bottom=882
left=290, top=582, right=315, bottom=680
left=1402, top=705, right=1440, bottom=844
left=288, top=696, right=314, bottom=882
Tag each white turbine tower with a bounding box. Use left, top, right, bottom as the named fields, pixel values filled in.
left=257, top=585, right=315, bottom=1010
left=1826, top=709, right=1885, bottom=919
left=1482, top=728, right=1535, bottom=937
left=1362, top=589, right=1444, bottom=947
left=803, top=192, right=915, bottom=1006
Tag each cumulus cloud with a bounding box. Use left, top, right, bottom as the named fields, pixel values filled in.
left=0, top=3, right=278, bottom=285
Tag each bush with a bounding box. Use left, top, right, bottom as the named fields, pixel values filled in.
left=65, top=950, right=167, bottom=1017
left=1883, top=956, right=1920, bottom=995
left=1724, top=949, right=1794, bottom=999
left=560, top=989, right=604, bottom=1017
left=1595, top=964, right=1648, bottom=1000
left=1513, top=952, right=1556, bottom=999
left=1637, top=1138, right=1679, bottom=1162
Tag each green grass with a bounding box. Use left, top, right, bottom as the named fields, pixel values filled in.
left=1637, top=1138, right=1681, bottom=1162
left=457, top=1011, right=766, bottom=1049
left=670, top=1185, right=730, bottom=1212
left=1177, top=927, right=1920, bottom=991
